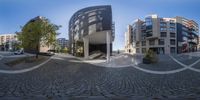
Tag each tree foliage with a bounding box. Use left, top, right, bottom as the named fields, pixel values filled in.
left=18, top=16, right=61, bottom=57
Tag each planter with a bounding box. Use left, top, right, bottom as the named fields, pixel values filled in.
left=143, top=58, right=151, bottom=64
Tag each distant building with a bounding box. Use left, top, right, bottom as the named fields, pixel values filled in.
left=125, top=14, right=199, bottom=54
left=69, top=5, right=115, bottom=58
left=125, top=25, right=135, bottom=54
left=57, top=38, right=69, bottom=49
left=0, top=34, right=17, bottom=45
left=0, top=33, right=18, bottom=51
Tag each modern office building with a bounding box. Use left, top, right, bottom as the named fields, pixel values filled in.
left=125, top=14, right=199, bottom=54
left=69, top=5, right=114, bottom=58
left=57, top=38, right=69, bottom=49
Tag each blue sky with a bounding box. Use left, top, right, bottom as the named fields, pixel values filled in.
left=0, top=0, right=200, bottom=50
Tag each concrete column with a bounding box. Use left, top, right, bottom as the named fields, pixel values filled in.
left=83, top=37, right=89, bottom=59
left=107, top=32, right=110, bottom=63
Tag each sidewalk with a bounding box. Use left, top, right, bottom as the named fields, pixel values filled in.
left=56, top=53, right=143, bottom=68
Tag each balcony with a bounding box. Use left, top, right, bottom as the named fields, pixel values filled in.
left=188, top=39, right=198, bottom=44
left=190, top=31, right=199, bottom=36
left=141, top=26, right=146, bottom=30
left=187, top=35, right=195, bottom=39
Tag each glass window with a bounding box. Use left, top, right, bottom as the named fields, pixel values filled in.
left=136, top=42, right=140, bottom=47
left=88, top=24, right=96, bottom=35
left=169, top=27, right=175, bottom=31
left=75, top=19, right=79, bottom=25
left=170, top=33, right=176, bottom=38
left=183, top=36, right=187, bottom=41
left=170, top=47, right=176, bottom=53
left=81, top=29, right=84, bottom=35
left=80, top=21, right=83, bottom=27
left=160, top=18, right=164, bottom=22
left=145, top=18, right=152, bottom=26
left=170, top=20, right=175, bottom=23
left=160, top=22, right=167, bottom=27
left=98, top=15, right=103, bottom=20
left=146, top=25, right=152, bottom=30
left=88, top=16, right=96, bottom=23
left=149, top=40, right=155, bottom=45
left=142, top=48, right=146, bottom=54
left=170, top=23, right=175, bottom=27
left=146, top=31, right=153, bottom=37
left=170, top=39, right=176, bottom=45
left=160, top=32, right=167, bottom=37
left=96, top=22, right=103, bottom=31
left=142, top=41, right=146, bottom=46
left=82, top=16, right=85, bottom=19
left=132, top=23, right=136, bottom=28
left=74, top=25, right=79, bottom=31
left=182, top=26, right=188, bottom=31
left=182, top=31, right=188, bottom=36
left=160, top=28, right=167, bottom=31
left=136, top=48, right=140, bottom=53
left=159, top=39, right=165, bottom=45
left=88, top=12, right=96, bottom=17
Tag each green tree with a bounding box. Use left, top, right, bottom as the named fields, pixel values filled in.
left=18, top=16, right=61, bottom=58
left=53, top=41, right=61, bottom=53
left=61, top=47, right=68, bottom=54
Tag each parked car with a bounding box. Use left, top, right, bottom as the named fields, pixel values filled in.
left=47, top=50, right=55, bottom=55
left=14, top=49, right=24, bottom=55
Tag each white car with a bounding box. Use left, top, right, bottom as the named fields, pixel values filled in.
left=14, top=49, right=24, bottom=55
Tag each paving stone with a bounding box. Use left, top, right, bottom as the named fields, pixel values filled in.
left=0, top=54, right=200, bottom=99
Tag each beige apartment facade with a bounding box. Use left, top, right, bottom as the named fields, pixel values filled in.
left=0, top=34, right=18, bottom=51
left=0, top=34, right=17, bottom=45
left=125, top=14, right=199, bottom=54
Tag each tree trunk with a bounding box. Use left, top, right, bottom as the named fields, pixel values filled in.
left=36, top=44, right=39, bottom=59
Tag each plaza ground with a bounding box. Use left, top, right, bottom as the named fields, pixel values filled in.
left=0, top=52, right=200, bottom=99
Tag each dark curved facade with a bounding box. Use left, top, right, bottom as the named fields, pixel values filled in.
left=69, top=5, right=114, bottom=58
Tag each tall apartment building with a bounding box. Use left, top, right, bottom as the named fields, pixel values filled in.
left=69, top=5, right=114, bottom=58
left=57, top=38, right=69, bottom=49
left=125, top=14, right=199, bottom=54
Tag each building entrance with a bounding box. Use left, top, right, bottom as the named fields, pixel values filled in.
left=149, top=47, right=165, bottom=54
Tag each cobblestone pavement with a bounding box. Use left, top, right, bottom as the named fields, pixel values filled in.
left=138, top=55, right=185, bottom=71
left=1, top=55, right=200, bottom=100
left=171, top=54, right=200, bottom=66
